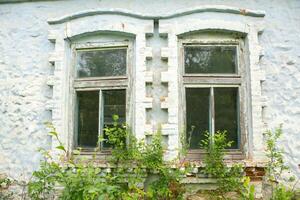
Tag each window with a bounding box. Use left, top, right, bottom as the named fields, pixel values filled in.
left=181, top=40, right=244, bottom=154
left=73, top=43, right=131, bottom=151
left=76, top=48, right=127, bottom=78
left=186, top=87, right=239, bottom=149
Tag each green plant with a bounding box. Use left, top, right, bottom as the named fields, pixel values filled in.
left=59, top=163, right=123, bottom=200
left=200, top=131, right=248, bottom=199
left=201, top=131, right=233, bottom=177
left=264, top=126, right=288, bottom=185
left=264, top=125, right=298, bottom=200
left=0, top=175, right=13, bottom=200
left=34, top=120, right=300, bottom=200
left=28, top=118, right=186, bottom=200
left=146, top=167, right=185, bottom=200
left=241, top=176, right=255, bottom=200
left=28, top=160, right=60, bottom=200
left=142, top=129, right=185, bottom=200
left=272, top=184, right=294, bottom=200
left=103, top=115, right=128, bottom=162
left=28, top=122, right=66, bottom=200
left=141, top=130, right=164, bottom=170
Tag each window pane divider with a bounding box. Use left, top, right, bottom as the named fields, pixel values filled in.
left=185, top=84, right=240, bottom=88
left=74, top=79, right=128, bottom=89
left=75, top=76, right=127, bottom=81
left=183, top=74, right=240, bottom=78
left=209, top=87, right=215, bottom=147
left=183, top=77, right=242, bottom=85
left=182, top=42, right=239, bottom=46
left=98, top=90, right=104, bottom=150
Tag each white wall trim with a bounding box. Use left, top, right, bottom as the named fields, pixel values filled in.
left=48, top=6, right=265, bottom=25
left=159, top=14, right=266, bottom=161
left=47, top=15, right=153, bottom=155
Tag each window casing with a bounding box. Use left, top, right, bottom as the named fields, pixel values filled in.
left=71, top=41, right=133, bottom=152
left=179, top=36, right=246, bottom=159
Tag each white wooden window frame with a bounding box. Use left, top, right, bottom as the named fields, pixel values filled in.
left=179, top=38, right=247, bottom=160
left=70, top=41, right=133, bottom=152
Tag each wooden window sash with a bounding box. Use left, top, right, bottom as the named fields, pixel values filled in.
left=182, top=43, right=240, bottom=76
left=180, top=39, right=246, bottom=160
left=74, top=78, right=128, bottom=89
left=72, top=41, right=132, bottom=152
left=183, top=76, right=242, bottom=85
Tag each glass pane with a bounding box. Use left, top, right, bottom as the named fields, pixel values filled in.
left=184, top=46, right=236, bottom=74
left=77, top=91, right=99, bottom=148
left=215, top=88, right=239, bottom=149
left=186, top=88, right=210, bottom=149
left=102, top=89, right=126, bottom=149
left=76, top=48, right=127, bottom=78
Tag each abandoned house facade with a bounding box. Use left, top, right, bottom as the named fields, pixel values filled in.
left=0, top=0, right=299, bottom=197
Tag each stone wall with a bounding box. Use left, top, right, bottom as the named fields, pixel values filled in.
left=0, top=0, right=299, bottom=188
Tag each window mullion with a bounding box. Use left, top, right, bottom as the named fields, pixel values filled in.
left=210, top=87, right=215, bottom=147
left=98, top=89, right=103, bottom=150
left=237, top=87, right=241, bottom=148
left=74, top=93, right=79, bottom=148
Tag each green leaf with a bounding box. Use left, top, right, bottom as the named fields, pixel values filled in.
left=49, top=131, right=58, bottom=137
left=98, top=194, right=106, bottom=200
left=112, top=114, right=119, bottom=121
left=72, top=149, right=81, bottom=155
left=56, top=145, right=66, bottom=152
left=249, top=185, right=255, bottom=200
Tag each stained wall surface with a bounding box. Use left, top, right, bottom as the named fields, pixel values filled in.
left=0, top=0, right=299, bottom=182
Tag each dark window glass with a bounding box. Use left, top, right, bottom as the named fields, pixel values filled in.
left=215, top=88, right=239, bottom=149
left=184, top=46, right=236, bottom=74
left=102, top=89, right=126, bottom=149
left=76, top=48, right=127, bottom=78
left=77, top=91, right=99, bottom=148
left=186, top=88, right=210, bottom=149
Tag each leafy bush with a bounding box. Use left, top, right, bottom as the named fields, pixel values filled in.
left=0, top=175, right=13, bottom=200
left=200, top=131, right=252, bottom=199
left=272, top=184, right=294, bottom=200
left=28, top=160, right=60, bottom=199
left=146, top=168, right=184, bottom=200
left=28, top=119, right=185, bottom=200
left=264, top=126, right=299, bottom=200
left=28, top=120, right=299, bottom=200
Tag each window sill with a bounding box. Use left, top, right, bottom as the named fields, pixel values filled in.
left=78, top=150, right=112, bottom=155
left=73, top=148, right=112, bottom=161
left=186, top=149, right=245, bottom=160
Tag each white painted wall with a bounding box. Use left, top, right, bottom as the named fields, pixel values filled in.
left=0, top=0, right=299, bottom=183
